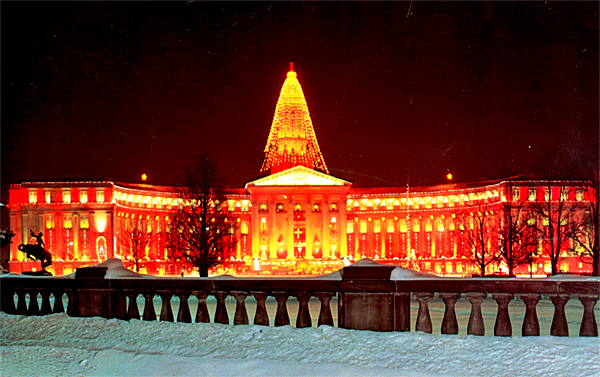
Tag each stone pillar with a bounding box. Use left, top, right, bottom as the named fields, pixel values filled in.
left=549, top=293, right=569, bottom=337
left=466, top=292, right=487, bottom=336
left=231, top=291, right=249, bottom=325
left=440, top=293, right=460, bottom=335
left=273, top=291, right=290, bottom=326
left=214, top=291, right=229, bottom=325
left=315, top=292, right=334, bottom=327
left=251, top=291, right=269, bottom=326
left=579, top=294, right=599, bottom=337
left=295, top=291, right=312, bottom=328
left=493, top=293, right=514, bottom=337
left=414, top=292, right=433, bottom=333
left=193, top=291, right=210, bottom=323
left=176, top=291, right=192, bottom=323
left=521, top=293, right=541, bottom=336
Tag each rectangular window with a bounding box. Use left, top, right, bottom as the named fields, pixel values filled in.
left=528, top=188, right=536, bottom=202
left=45, top=191, right=52, bottom=204
left=373, top=221, right=381, bottom=233
left=544, top=189, right=550, bottom=202
left=312, top=203, right=321, bottom=212
left=46, top=217, right=54, bottom=230
left=347, top=222, right=354, bottom=234
left=276, top=203, right=285, bottom=212
left=387, top=221, right=394, bottom=233
left=512, top=188, right=520, bottom=202
left=64, top=217, right=73, bottom=229
left=80, top=217, right=90, bottom=229
left=29, top=191, right=37, bottom=204
left=62, top=190, right=71, bottom=204
left=560, top=189, right=568, bottom=202
left=399, top=220, right=407, bottom=233
left=360, top=221, right=367, bottom=234
left=576, top=190, right=584, bottom=202
left=228, top=201, right=236, bottom=212
left=241, top=222, right=249, bottom=234
left=259, top=203, right=268, bottom=212
left=413, top=220, right=420, bottom=232
left=80, top=190, right=88, bottom=204
left=329, top=203, right=338, bottom=212
left=96, top=190, right=105, bottom=204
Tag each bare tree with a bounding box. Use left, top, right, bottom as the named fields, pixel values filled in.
left=531, top=150, right=584, bottom=275
left=168, top=153, right=237, bottom=277
left=497, top=182, right=537, bottom=277
left=121, top=220, right=152, bottom=273
left=459, top=200, right=499, bottom=277
left=570, top=156, right=599, bottom=275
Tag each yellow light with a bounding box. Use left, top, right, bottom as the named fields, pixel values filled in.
left=447, top=173, right=453, bottom=180
left=142, top=174, right=147, bottom=181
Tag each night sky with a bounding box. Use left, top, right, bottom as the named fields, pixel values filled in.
left=2, top=2, right=598, bottom=212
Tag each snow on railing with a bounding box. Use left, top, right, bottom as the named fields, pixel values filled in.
left=1, top=259, right=598, bottom=337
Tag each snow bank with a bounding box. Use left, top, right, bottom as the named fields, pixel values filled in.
left=1, top=312, right=598, bottom=377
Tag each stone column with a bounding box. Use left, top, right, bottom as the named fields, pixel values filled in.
left=579, top=294, right=599, bottom=337
left=521, top=293, right=541, bottom=336
left=231, top=291, right=249, bottom=325
left=315, top=292, right=334, bottom=327
left=251, top=291, right=269, bottom=326
left=493, top=293, right=513, bottom=337
left=549, top=293, right=569, bottom=337
left=466, top=292, right=487, bottom=336
left=414, top=292, right=433, bottom=333
left=440, top=293, right=460, bottom=335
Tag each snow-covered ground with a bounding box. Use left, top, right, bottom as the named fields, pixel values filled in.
left=1, top=312, right=599, bottom=377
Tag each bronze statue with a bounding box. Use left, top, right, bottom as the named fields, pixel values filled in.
left=18, top=230, right=53, bottom=271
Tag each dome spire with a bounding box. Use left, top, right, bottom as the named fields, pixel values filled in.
left=260, top=64, right=328, bottom=175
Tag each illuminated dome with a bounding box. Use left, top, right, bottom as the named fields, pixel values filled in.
left=261, top=63, right=328, bottom=175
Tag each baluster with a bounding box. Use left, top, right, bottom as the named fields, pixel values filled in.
left=521, top=293, right=541, bottom=336
left=394, top=292, right=411, bottom=332
left=466, top=292, right=487, bottom=336
left=295, top=292, right=312, bottom=328
left=579, top=294, right=599, bottom=337
left=27, top=289, right=40, bottom=316
left=1, top=286, right=16, bottom=314
left=53, top=290, right=65, bottom=314
left=414, top=292, right=433, bottom=333
left=231, top=291, right=249, bottom=325
left=176, top=291, right=192, bottom=323
left=493, top=293, right=513, bottom=337
left=125, top=290, right=140, bottom=320
left=193, top=291, right=210, bottom=323
left=440, top=293, right=460, bottom=335
left=40, top=290, right=53, bottom=316
left=549, top=293, right=569, bottom=337
left=273, top=291, right=290, bottom=327
left=66, top=290, right=75, bottom=317
left=214, top=291, right=229, bottom=325
left=142, top=292, right=157, bottom=321
left=251, top=291, right=269, bottom=326
left=16, top=289, right=27, bottom=315
left=315, top=292, right=334, bottom=327
left=158, top=290, right=174, bottom=322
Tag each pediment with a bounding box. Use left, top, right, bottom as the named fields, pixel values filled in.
left=247, top=166, right=351, bottom=187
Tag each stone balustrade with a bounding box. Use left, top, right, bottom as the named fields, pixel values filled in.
left=1, top=261, right=598, bottom=337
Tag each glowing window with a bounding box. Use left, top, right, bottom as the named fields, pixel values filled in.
left=241, top=222, right=249, bottom=234
left=399, top=220, right=407, bottom=233
left=312, top=203, right=321, bottom=212
left=228, top=201, right=236, bottom=212
left=449, top=219, right=455, bottom=231
left=259, top=203, right=268, bottom=212
left=260, top=218, right=267, bottom=233
left=276, top=203, right=284, bottom=212
left=528, top=188, right=536, bottom=202
left=413, top=220, right=420, bottom=232
left=374, top=221, right=381, bottom=234
left=45, top=191, right=52, bottom=204
left=576, top=190, right=584, bottom=202
left=387, top=221, right=394, bottom=233
left=62, top=190, right=71, bottom=204
left=331, top=216, right=337, bottom=223
left=527, top=216, right=536, bottom=226
left=544, top=189, right=550, bottom=202
left=360, top=221, right=367, bottom=234
left=29, top=191, right=37, bottom=204
left=436, top=219, right=444, bottom=232
left=425, top=220, right=433, bottom=232
left=80, top=190, right=88, bottom=204
left=512, top=188, right=520, bottom=202
left=80, top=217, right=90, bottom=229
left=347, top=222, right=354, bottom=234
left=241, top=201, right=249, bottom=212
left=294, top=203, right=302, bottom=212
left=96, top=190, right=105, bottom=204
left=46, top=218, right=54, bottom=230
left=330, top=203, right=338, bottom=212
left=64, top=217, right=73, bottom=229
left=560, top=189, right=568, bottom=202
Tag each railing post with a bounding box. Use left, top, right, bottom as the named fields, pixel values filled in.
left=493, top=293, right=513, bottom=337
left=579, top=294, right=599, bottom=337
left=251, top=291, right=269, bottom=326
left=315, top=292, right=334, bottom=327
left=295, top=291, right=312, bottom=328
left=125, top=290, right=140, bottom=321
left=521, top=293, right=541, bottom=336
left=214, top=291, right=230, bottom=325
left=27, top=289, right=40, bottom=316
left=158, top=290, right=174, bottom=322
left=394, top=292, right=411, bottom=332
left=16, top=289, right=27, bottom=315
left=466, top=292, right=486, bottom=336
left=440, top=293, right=460, bottom=335
left=231, top=291, right=249, bottom=325
left=53, top=290, right=65, bottom=314
left=40, top=290, right=53, bottom=316
left=549, top=293, right=569, bottom=337
left=414, top=292, right=433, bottom=333
left=273, top=291, right=290, bottom=327
left=142, top=292, right=157, bottom=321
left=176, top=291, right=192, bottom=323
left=193, top=291, right=210, bottom=323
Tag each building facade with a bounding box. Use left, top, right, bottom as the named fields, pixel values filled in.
left=8, top=66, right=596, bottom=276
